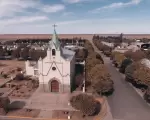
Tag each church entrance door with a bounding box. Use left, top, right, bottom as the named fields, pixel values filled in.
left=51, top=80, right=59, bottom=92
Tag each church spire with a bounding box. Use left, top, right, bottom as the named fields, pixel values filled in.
left=51, top=24, right=60, bottom=50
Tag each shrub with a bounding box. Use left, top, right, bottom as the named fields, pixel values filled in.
left=125, top=62, right=141, bottom=83
left=140, top=58, right=150, bottom=69
left=92, top=80, right=114, bottom=95
left=119, top=58, right=133, bottom=73
left=2, top=74, right=8, bottom=79
left=16, top=67, right=22, bottom=72
left=111, top=52, right=126, bottom=68
left=86, top=58, right=101, bottom=72
left=103, top=51, right=112, bottom=57
left=31, top=80, right=39, bottom=88
left=0, top=96, right=10, bottom=114
left=84, top=41, right=94, bottom=53
left=29, top=49, right=47, bottom=61
left=102, top=45, right=112, bottom=53
left=95, top=54, right=104, bottom=63
left=88, top=64, right=114, bottom=96
left=20, top=47, right=29, bottom=60
left=144, top=50, right=150, bottom=59
left=15, top=73, right=24, bottom=80
left=70, top=94, right=99, bottom=116
left=93, top=40, right=112, bottom=52
left=86, top=53, right=104, bottom=72
left=144, top=87, right=150, bottom=103
left=125, top=62, right=148, bottom=89
left=133, top=65, right=150, bottom=87
left=88, top=64, right=110, bottom=81
left=124, top=50, right=146, bottom=61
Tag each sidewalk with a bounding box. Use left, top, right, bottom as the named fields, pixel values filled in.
left=103, top=99, right=113, bottom=120
left=94, top=97, right=113, bottom=120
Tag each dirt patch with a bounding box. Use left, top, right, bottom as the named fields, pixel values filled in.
left=0, top=60, right=24, bottom=77
left=7, top=108, right=40, bottom=118
left=7, top=79, right=39, bottom=99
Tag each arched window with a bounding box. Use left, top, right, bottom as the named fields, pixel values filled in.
left=52, top=49, right=56, bottom=56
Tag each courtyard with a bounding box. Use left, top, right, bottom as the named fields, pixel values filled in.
left=24, top=88, right=76, bottom=111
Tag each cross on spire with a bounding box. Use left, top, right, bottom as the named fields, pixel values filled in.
left=53, top=24, right=57, bottom=30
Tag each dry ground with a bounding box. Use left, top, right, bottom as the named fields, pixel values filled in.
left=1, top=34, right=150, bottom=41
left=7, top=79, right=38, bottom=99
left=0, top=60, right=25, bottom=87
left=0, top=60, right=38, bottom=99
left=0, top=60, right=25, bottom=75
left=7, top=108, right=40, bottom=117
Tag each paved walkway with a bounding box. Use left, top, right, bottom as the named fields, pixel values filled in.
left=89, top=40, right=150, bottom=120
left=24, top=88, right=75, bottom=111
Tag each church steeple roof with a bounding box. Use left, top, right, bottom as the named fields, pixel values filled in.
left=51, top=24, right=60, bottom=50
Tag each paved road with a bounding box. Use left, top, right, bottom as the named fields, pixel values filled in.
left=104, top=56, right=150, bottom=120
left=89, top=40, right=150, bottom=120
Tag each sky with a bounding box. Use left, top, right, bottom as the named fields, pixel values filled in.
left=0, top=0, right=150, bottom=34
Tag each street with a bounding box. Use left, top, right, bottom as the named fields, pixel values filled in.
left=89, top=40, right=150, bottom=120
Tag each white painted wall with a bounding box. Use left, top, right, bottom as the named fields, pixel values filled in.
left=25, top=61, right=35, bottom=76
left=38, top=48, right=74, bottom=87
left=26, top=45, right=75, bottom=93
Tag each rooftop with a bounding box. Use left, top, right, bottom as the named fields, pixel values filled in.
left=62, top=48, right=75, bottom=61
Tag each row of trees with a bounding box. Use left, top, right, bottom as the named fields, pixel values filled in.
left=92, top=33, right=130, bottom=44
left=93, top=38, right=150, bottom=103
left=3, top=38, right=86, bottom=45
left=0, top=38, right=87, bottom=60
left=93, top=34, right=150, bottom=44
left=12, top=46, right=47, bottom=61
left=93, top=40, right=112, bottom=57
left=0, top=44, right=47, bottom=61
left=84, top=40, right=114, bottom=95
left=110, top=49, right=150, bottom=103
left=70, top=40, right=113, bottom=116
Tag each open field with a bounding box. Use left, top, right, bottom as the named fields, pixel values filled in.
left=1, top=34, right=150, bottom=41
left=0, top=60, right=25, bottom=87
left=0, top=60, right=24, bottom=74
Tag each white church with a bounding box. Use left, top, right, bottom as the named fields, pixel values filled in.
left=25, top=27, right=76, bottom=93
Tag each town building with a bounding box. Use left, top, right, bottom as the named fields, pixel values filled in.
left=25, top=28, right=76, bottom=93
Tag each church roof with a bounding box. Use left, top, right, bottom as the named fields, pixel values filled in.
left=62, top=48, right=75, bottom=61
left=49, top=26, right=75, bottom=61
left=51, top=27, right=60, bottom=50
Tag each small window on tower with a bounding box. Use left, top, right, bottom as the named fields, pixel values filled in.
left=52, top=49, right=56, bottom=56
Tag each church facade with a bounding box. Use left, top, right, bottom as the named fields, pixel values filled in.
left=25, top=28, right=76, bottom=93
